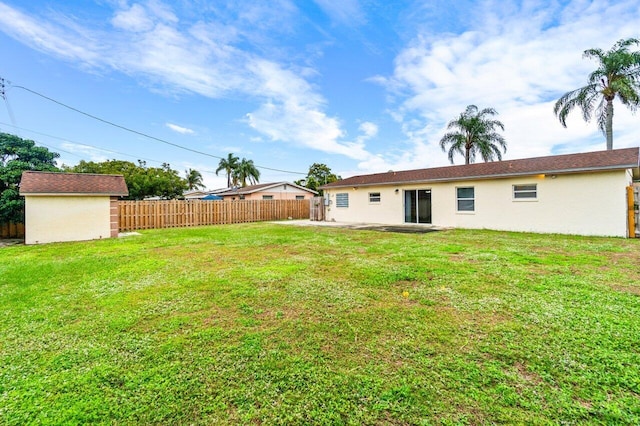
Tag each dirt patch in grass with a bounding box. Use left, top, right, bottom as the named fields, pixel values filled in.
left=609, top=284, right=640, bottom=295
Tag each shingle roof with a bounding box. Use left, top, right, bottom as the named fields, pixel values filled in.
left=19, top=171, right=129, bottom=196
left=322, top=147, right=640, bottom=188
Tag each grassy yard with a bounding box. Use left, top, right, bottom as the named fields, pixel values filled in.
left=1, top=223, right=639, bottom=425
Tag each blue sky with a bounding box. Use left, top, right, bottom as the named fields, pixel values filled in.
left=0, top=0, right=638, bottom=189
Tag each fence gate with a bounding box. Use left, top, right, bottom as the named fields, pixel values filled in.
left=310, top=196, right=325, bottom=221
left=633, top=184, right=639, bottom=238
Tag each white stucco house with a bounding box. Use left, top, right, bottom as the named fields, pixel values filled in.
left=320, top=147, right=640, bottom=238
left=20, top=171, right=129, bottom=244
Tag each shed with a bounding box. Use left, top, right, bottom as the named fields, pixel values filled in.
left=320, top=147, right=640, bottom=238
left=19, top=171, right=129, bottom=244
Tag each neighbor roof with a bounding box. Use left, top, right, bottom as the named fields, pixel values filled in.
left=20, top=171, right=129, bottom=196
left=322, top=147, right=640, bottom=189
left=217, top=182, right=318, bottom=195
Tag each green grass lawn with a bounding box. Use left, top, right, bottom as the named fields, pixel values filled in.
left=1, top=223, right=639, bottom=425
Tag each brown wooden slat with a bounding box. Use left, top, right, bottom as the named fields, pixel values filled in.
left=117, top=199, right=310, bottom=232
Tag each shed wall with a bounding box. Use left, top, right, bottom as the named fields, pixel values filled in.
left=25, top=196, right=111, bottom=244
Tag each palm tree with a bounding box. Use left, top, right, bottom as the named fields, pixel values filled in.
left=185, top=168, right=205, bottom=190
left=554, top=38, right=640, bottom=150
left=215, top=153, right=239, bottom=188
left=233, top=158, right=260, bottom=187
left=439, top=105, right=507, bottom=165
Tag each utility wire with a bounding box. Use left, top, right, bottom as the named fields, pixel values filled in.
left=0, top=121, right=163, bottom=165
left=7, top=80, right=306, bottom=175
left=0, top=121, right=248, bottom=177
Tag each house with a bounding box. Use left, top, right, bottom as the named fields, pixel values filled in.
left=183, top=189, right=224, bottom=200
left=19, top=171, right=129, bottom=244
left=216, top=182, right=317, bottom=201
left=183, top=189, right=210, bottom=199
left=320, top=147, right=640, bottom=238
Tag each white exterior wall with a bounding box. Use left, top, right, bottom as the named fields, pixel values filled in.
left=25, top=196, right=112, bottom=244
left=325, top=170, right=632, bottom=237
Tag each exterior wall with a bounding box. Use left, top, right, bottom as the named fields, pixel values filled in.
left=225, top=185, right=315, bottom=201
left=325, top=170, right=631, bottom=237
left=25, top=196, right=112, bottom=244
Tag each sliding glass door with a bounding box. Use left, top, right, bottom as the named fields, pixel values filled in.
left=404, top=189, right=431, bottom=224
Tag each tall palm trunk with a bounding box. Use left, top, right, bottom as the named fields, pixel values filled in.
left=605, top=99, right=614, bottom=150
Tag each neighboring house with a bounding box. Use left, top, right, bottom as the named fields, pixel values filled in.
left=320, top=148, right=640, bottom=238
left=19, top=171, right=129, bottom=245
left=216, top=182, right=318, bottom=201
left=183, top=189, right=224, bottom=200
left=183, top=190, right=210, bottom=199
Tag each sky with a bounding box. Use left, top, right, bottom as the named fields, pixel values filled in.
left=0, top=0, right=639, bottom=189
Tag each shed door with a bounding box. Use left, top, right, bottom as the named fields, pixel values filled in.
left=404, top=189, right=431, bottom=224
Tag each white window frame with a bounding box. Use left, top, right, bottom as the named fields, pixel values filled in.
left=456, top=187, right=475, bottom=212
left=295, top=195, right=305, bottom=200
left=369, top=192, right=381, bottom=203
left=262, top=195, right=274, bottom=200
left=513, top=184, right=537, bottom=200
left=336, top=193, right=349, bottom=208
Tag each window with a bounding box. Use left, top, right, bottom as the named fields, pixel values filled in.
left=513, top=184, right=537, bottom=199
left=262, top=195, right=273, bottom=200
left=336, top=193, right=349, bottom=208
left=369, top=192, right=381, bottom=203
left=295, top=195, right=305, bottom=200
left=457, top=187, right=475, bottom=212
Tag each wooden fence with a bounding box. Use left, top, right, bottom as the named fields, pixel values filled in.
left=119, top=199, right=310, bottom=231
left=0, top=221, right=25, bottom=239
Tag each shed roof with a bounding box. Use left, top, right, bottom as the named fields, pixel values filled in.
left=20, top=171, right=129, bottom=196
left=322, top=147, right=640, bottom=189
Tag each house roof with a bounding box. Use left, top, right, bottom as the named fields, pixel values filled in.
left=321, top=147, right=640, bottom=189
left=20, top=171, right=129, bottom=196
left=217, top=182, right=318, bottom=196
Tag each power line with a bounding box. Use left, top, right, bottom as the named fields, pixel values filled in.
left=6, top=80, right=306, bottom=176
left=0, top=121, right=249, bottom=177
left=0, top=121, right=167, bottom=165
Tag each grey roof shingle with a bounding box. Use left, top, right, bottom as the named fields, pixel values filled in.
left=322, top=147, right=640, bottom=188
left=19, top=171, right=129, bottom=196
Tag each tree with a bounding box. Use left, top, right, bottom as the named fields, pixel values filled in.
left=554, top=38, right=640, bottom=150
left=0, top=133, right=60, bottom=223
left=233, top=158, right=260, bottom=187
left=439, top=105, right=507, bottom=165
left=295, top=163, right=340, bottom=195
left=64, top=159, right=187, bottom=200
left=215, top=153, right=239, bottom=188
left=185, top=168, right=205, bottom=190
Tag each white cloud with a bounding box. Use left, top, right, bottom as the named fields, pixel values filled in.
left=0, top=1, right=379, bottom=163
left=165, top=123, right=195, bottom=135
left=60, top=142, right=110, bottom=162
left=312, top=0, right=366, bottom=26
left=111, top=4, right=154, bottom=32
left=0, top=3, right=101, bottom=65
left=358, top=121, right=378, bottom=139
left=376, top=0, right=640, bottom=170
